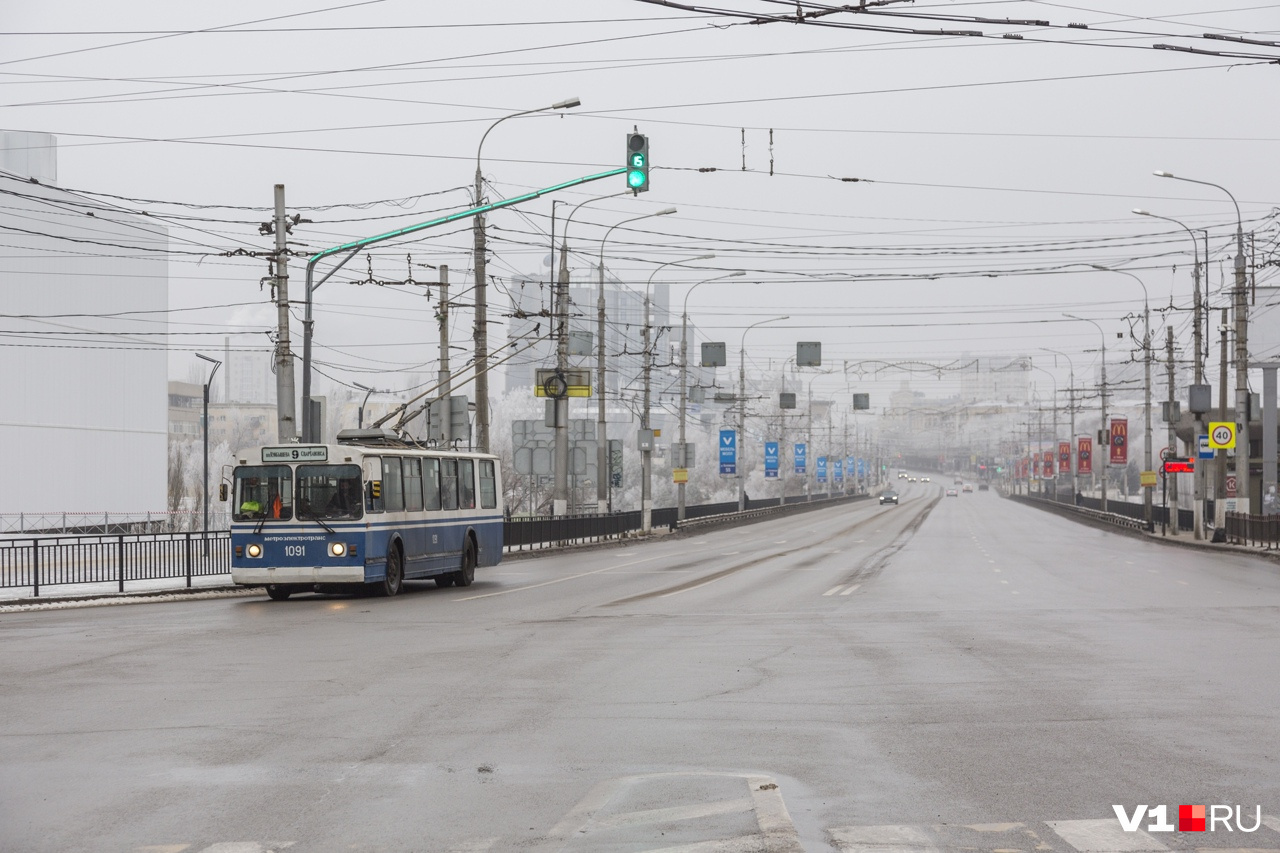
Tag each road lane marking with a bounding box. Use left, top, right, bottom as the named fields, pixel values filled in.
left=1046, top=818, right=1168, bottom=852
left=839, top=584, right=860, bottom=596
left=456, top=554, right=666, bottom=600
left=823, top=585, right=845, bottom=596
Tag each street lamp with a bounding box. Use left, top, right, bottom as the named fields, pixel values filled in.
left=739, top=316, right=790, bottom=512
left=353, top=382, right=379, bottom=429
left=678, top=270, right=745, bottom=520
left=1091, top=264, right=1153, bottom=529
left=1065, top=314, right=1109, bottom=513
left=472, top=96, right=581, bottom=454
left=1039, top=348, right=1077, bottom=502
left=550, top=190, right=628, bottom=517
left=1133, top=207, right=1209, bottom=538
left=596, top=207, right=677, bottom=512
left=1029, top=363, right=1059, bottom=498
left=195, top=354, right=221, bottom=549
left=1155, top=170, right=1249, bottom=514
left=640, top=255, right=716, bottom=533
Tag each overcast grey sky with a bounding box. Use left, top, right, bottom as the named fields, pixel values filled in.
left=4, top=0, right=1278, bottom=412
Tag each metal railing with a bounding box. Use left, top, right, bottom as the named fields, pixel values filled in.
left=1225, top=512, right=1280, bottom=549
left=0, top=531, right=230, bottom=595
left=0, top=510, right=230, bottom=536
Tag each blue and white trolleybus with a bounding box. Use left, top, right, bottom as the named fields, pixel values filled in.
left=227, top=430, right=503, bottom=600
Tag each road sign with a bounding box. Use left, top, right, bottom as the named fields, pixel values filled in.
left=672, top=468, right=688, bottom=484
left=1159, top=446, right=1174, bottom=462
left=719, top=429, right=737, bottom=475
left=1140, top=470, right=1158, bottom=487
left=1208, top=421, right=1237, bottom=450
left=1162, top=459, right=1194, bottom=474
left=1198, top=435, right=1214, bottom=459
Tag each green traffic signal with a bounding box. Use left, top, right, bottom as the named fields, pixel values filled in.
left=626, top=132, right=649, bottom=193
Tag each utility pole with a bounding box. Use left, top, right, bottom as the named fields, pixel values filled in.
left=1218, top=308, right=1229, bottom=523
left=471, top=173, right=491, bottom=454
left=641, top=289, right=654, bottom=531
left=1166, top=326, right=1179, bottom=535
left=436, top=265, right=451, bottom=447
left=553, top=226, right=571, bottom=517
left=1233, top=228, right=1250, bottom=512
left=1192, top=246, right=1205, bottom=539
left=272, top=185, right=297, bottom=442
left=597, top=260, right=608, bottom=513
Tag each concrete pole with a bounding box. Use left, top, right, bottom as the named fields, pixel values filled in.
left=597, top=260, right=608, bottom=513
left=437, top=265, right=451, bottom=447
left=471, top=166, right=491, bottom=453
left=553, top=214, right=570, bottom=517
left=1167, top=327, right=1179, bottom=535
left=641, top=289, right=653, bottom=532
left=1233, top=224, right=1250, bottom=513
left=1218, top=308, right=1229, bottom=525
left=272, top=185, right=297, bottom=441
left=678, top=312, right=689, bottom=521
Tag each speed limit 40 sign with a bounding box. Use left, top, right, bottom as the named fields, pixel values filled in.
left=1208, top=421, right=1237, bottom=450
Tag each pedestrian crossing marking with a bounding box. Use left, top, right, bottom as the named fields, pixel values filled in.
left=1045, top=819, right=1167, bottom=852
left=824, top=583, right=861, bottom=596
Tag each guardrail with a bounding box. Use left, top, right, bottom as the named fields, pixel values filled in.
left=1225, top=512, right=1280, bottom=549
left=0, top=532, right=230, bottom=596
left=1008, top=493, right=1154, bottom=532
left=2, top=492, right=870, bottom=595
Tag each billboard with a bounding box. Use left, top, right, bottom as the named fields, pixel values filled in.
left=1058, top=441, right=1071, bottom=474
left=1077, top=436, right=1093, bottom=475
left=1109, top=418, right=1128, bottom=466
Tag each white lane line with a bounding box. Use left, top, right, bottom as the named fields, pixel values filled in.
left=1263, top=814, right=1280, bottom=833
left=774, top=540, right=788, bottom=544
left=823, top=585, right=845, bottom=597
left=661, top=575, right=729, bottom=598
left=456, top=554, right=666, bottom=600
left=721, top=551, right=741, bottom=556
left=839, top=584, right=860, bottom=596
left=1046, top=818, right=1168, bottom=852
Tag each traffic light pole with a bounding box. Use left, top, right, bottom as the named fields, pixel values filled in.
left=298, top=167, right=625, bottom=443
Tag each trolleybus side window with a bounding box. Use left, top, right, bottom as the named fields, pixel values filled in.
left=479, top=459, right=497, bottom=509
left=384, top=455, right=404, bottom=512
left=233, top=465, right=293, bottom=521
left=404, top=457, right=424, bottom=512
left=440, top=458, right=459, bottom=511
left=423, top=457, right=442, bottom=511
left=364, top=456, right=385, bottom=513
left=296, top=464, right=363, bottom=520
left=458, top=458, right=476, bottom=510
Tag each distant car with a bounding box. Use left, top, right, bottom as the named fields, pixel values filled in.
left=908, top=476, right=917, bottom=482
left=954, top=478, right=963, bottom=485
left=898, top=472, right=908, bottom=479
left=978, top=483, right=989, bottom=491
left=946, top=488, right=958, bottom=497
left=962, top=483, right=974, bottom=493
left=922, top=477, right=930, bottom=483
left=879, top=490, right=899, bottom=505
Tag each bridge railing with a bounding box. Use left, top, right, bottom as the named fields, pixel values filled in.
left=1225, top=512, right=1280, bottom=549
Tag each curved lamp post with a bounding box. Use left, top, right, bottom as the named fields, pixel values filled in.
left=739, top=316, right=789, bottom=512
left=595, top=207, right=677, bottom=512
left=638, top=255, right=716, bottom=532
left=1065, top=313, right=1109, bottom=513
left=1039, top=348, right=1077, bottom=502
left=472, top=96, right=581, bottom=453
left=678, top=271, right=745, bottom=520
left=1092, top=264, right=1153, bottom=528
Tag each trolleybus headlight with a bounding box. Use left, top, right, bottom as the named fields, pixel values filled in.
left=330, top=542, right=347, bottom=557
left=247, top=543, right=262, bottom=558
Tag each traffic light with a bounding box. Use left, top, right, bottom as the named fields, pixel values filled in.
left=626, top=132, right=649, bottom=193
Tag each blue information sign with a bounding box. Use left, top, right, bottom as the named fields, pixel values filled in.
left=764, top=441, right=779, bottom=478
left=719, top=429, right=737, bottom=475
left=833, top=458, right=843, bottom=481
left=794, top=442, right=807, bottom=474
left=857, top=457, right=866, bottom=478
left=816, top=456, right=828, bottom=483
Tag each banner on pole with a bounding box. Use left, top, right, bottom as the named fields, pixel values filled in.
left=1109, top=418, right=1128, bottom=466
left=1077, top=436, right=1093, bottom=475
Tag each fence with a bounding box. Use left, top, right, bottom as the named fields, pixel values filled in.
left=2, top=492, right=866, bottom=596
left=1030, top=488, right=1195, bottom=532
left=1224, top=512, right=1280, bottom=549
left=0, top=531, right=231, bottom=596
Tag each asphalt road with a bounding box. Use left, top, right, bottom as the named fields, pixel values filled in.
left=3, top=482, right=1279, bottom=852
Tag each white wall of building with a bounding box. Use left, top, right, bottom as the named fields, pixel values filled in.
left=0, top=133, right=168, bottom=515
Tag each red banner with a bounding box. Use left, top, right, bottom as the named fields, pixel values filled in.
left=1058, top=441, right=1071, bottom=474
left=1077, top=437, right=1093, bottom=475
left=1109, top=418, right=1128, bottom=466
left=1043, top=450, right=1055, bottom=479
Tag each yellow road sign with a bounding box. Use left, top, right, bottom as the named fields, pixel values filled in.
left=672, top=468, right=688, bottom=484
left=1140, top=470, right=1158, bottom=488
left=1208, top=421, right=1237, bottom=450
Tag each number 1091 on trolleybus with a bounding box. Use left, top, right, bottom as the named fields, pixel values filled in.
left=225, top=430, right=504, bottom=601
